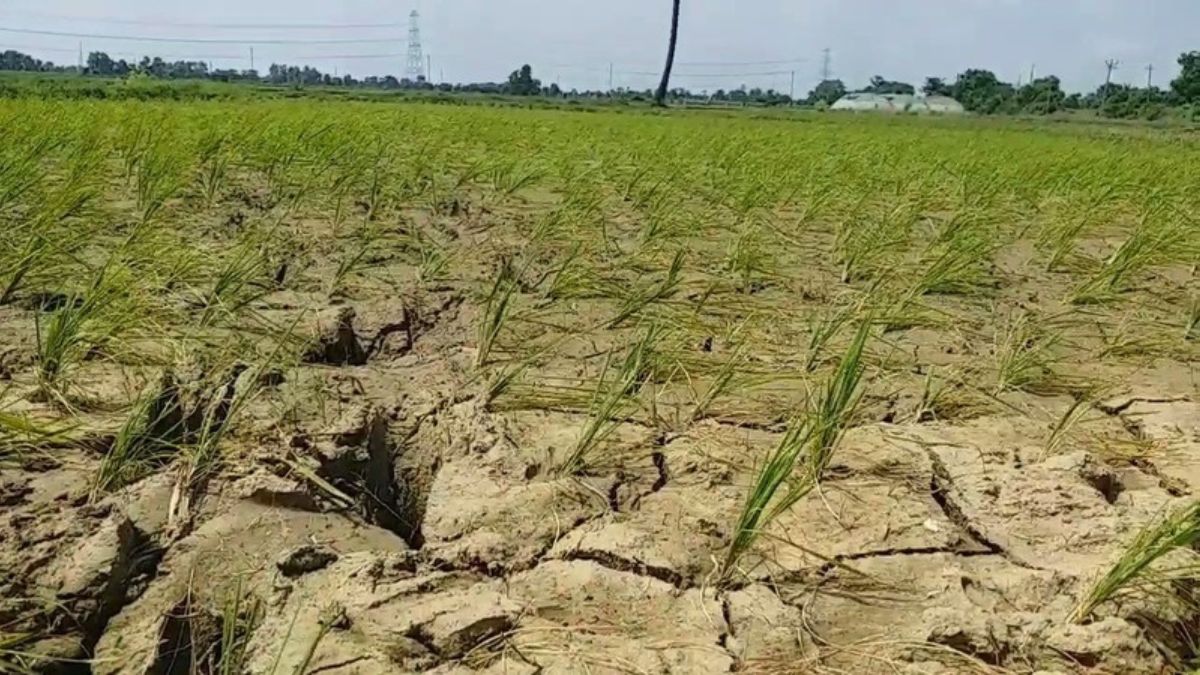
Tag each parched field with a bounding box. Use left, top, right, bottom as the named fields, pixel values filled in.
left=1, top=100, right=1198, bottom=674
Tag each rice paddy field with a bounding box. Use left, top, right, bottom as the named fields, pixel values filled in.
left=1, top=99, right=1198, bottom=674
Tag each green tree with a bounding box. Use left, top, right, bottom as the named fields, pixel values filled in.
left=655, top=0, right=682, bottom=107
left=86, top=52, right=115, bottom=76
left=1016, top=76, right=1066, bottom=114
left=951, top=69, right=1016, bottom=114
left=807, top=79, right=846, bottom=105
left=863, top=75, right=914, bottom=95
left=505, top=64, right=541, bottom=96
left=922, top=77, right=952, bottom=96
left=1171, top=51, right=1200, bottom=104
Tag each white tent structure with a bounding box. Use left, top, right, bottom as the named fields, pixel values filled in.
left=831, top=93, right=965, bottom=114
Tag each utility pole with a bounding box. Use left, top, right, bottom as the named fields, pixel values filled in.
left=1029, top=63, right=1036, bottom=83
left=608, top=62, right=614, bottom=91
left=1146, top=63, right=1154, bottom=88
left=427, top=54, right=432, bottom=82
left=820, top=47, right=831, bottom=81
left=77, top=41, right=82, bottom=70
left=1103, top=58, right=1119, bottom=100
left=249, top=47, right=254, bottom=72
left=789, top=70, right=795, bottom=103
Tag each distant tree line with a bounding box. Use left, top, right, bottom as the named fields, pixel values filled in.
left=5, top=47, right=1200, bottom=118
left=805, top=51, right=1200, bottom=119
left=0, top=49, right=799, bottom=104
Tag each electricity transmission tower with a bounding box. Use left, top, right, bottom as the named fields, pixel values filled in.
left=406, top=10, right=424, bottom=81
left=820, top=48, right=832, bottom=81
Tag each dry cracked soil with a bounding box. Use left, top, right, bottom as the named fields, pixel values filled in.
left=2, top=279, right=1198, bottom=675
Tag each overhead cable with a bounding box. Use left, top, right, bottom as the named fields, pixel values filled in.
left=0, top=26, right=404, bottom=45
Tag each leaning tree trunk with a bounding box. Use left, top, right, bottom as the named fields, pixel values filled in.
left=654, top=0, right=681, bottom=107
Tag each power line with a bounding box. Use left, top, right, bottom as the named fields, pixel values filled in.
left=0, top=26, right=404, bottom=45
left=3, top=41, right=410, bottom=62
left=620, top=69, right=796, bottom=78
left=550, top=59, right=803, bottom=73
left=0, top=10, right=407, bottom=30
left=674, top=58, right=804, bottom=67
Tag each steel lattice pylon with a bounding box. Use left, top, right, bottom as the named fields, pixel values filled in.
left=406, top=10, right=424, bottom=82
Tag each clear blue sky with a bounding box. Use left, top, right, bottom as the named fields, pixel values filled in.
left=1, top=0, right=1196, bottom=94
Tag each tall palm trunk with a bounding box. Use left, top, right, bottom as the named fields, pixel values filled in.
left=654, top=0, right=681, bottom=107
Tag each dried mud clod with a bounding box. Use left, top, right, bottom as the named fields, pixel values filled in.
left=276, top=544, right=339, bottom=578
left=39, top=513, right=166, bottom=662
left=304, top=306, right=367, bottom=366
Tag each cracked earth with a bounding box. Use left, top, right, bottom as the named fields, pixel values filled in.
left=3, top=280, right=1197, bottom=674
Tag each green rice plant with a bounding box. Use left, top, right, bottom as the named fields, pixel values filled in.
left=1069, top=500, right=1200, bottom=623
left=35, top=266, right=135, bottom=405
left=169, top=362, right=263, bottom=528
left=543, top=244, right=608, bottom=301
left=327, top=166, right=363, bottom=238
left=1042, top=395, right=1094, bottom=459
left=724, top=227, right=772, bottom=293
left=720, top=321, right=870, bottom=583
left=638, top=194, right=687, bottom=247
left=991, top=311, right=1059, bottom=394
left=531, top=190, right=602, bottom=244
left=559, top=325, right=662, bottom=476
left=804, top=304, right=856, bottom=372
left=418, top=243, right=449, bottom=286
left=475, top=259, right=519, bottom=368
left=1038, top=185, right=1120, bottom=272
left=488, top=157, right=544, bottom=196
left=135, top=137, right=186, bottom=225
left=911, top=222, right=996, bottom=296
left=328, top=226, right=381, bottom=298
left=833, top=196, right=914, bottom=284
left=92, top=375, right=184, bottom=497
left=0, top=133, right=54, bottom=215
left=217, top=579, right=262, bottom=675
left=910, top=367, right=952, bottom=423
left=0, top=399, right=77, bottom=460
left=689, top=345, right=745, bottom=423
left=607, top=250, right=685, bottom=328
left=196, top=129, right=232, bottom=206
left=0, top=140, right=102, bottom=305
left=198, top=242, right=271, bottom=327
left=1071, top=212, right=1188, bottom=304
left=1096, top=313, right=1179, bottom=360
